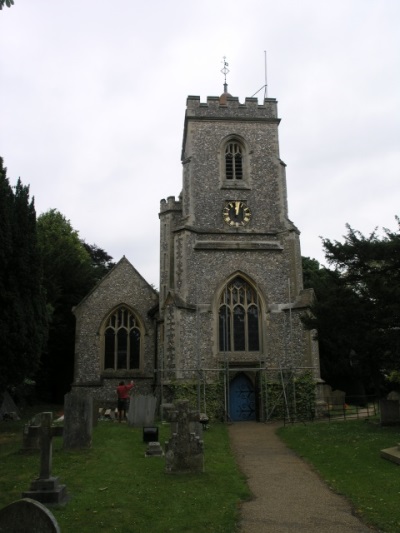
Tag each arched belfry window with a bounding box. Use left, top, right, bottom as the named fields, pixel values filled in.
left=219, top=276, right=260, bottom=352
left=225, top=141, right=243, bottom=180
left=103, top=306, right=141, bottom=370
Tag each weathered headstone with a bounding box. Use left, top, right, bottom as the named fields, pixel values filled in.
left=0, top=498, right=60, bottom=533
left=387, top=391, right=400, bottom=401
left=0, top=390, right=20, bottom=421
left=380, top=399, right=400, bottom=426
left=330, top=389, right=346, bottom=406
left=63, top=390, right=93, bottom=449
left=145, top=441, right=164, bottom=457
left=127, top=394, right=157, bottom=427
left=22, top=412, right=67, bottom=505
left=22, top=414, right=42, bottom=451
left=165, top=400, right=204, bottom=474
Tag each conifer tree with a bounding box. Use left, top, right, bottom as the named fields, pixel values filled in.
left=303, top=219, right=400, bottom=396
left=0, top=158, right=47, bottom=395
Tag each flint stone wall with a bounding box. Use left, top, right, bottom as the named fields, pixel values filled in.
left=72, top=257, right=158, bottom=404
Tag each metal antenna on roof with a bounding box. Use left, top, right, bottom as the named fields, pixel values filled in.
left=251, top=50, right=269, bottom=99
left=264, top=50, right=268, bottom=98
left=221, top=56, right=230, bottom=93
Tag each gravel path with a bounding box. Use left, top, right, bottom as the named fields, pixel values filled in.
left=228, top=422, right=378, bottom=533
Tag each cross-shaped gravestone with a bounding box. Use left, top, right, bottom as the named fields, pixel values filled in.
left=22, top=412, right=67, bottom=505
left=165, top=400, right=204, bottom=473
left=168, top=400, right=199, bottom=435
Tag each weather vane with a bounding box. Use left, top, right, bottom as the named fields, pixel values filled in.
left=221, top=56, right=229, bottom=92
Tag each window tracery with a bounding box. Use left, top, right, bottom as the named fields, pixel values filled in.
left=218, top=276, right=260, bottom=352
left=103, top=306, right=141, bottom=370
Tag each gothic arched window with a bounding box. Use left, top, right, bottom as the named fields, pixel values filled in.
left=103, top=306, right=141, bottom=370
left=218, top=277, right=260, bottom=352
left=225, top=141, right=243, bottom=181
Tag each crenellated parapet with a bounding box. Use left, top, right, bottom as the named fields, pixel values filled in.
left=185, top=95, right=279, bottom=120
left=159, top=196, right=182, bottom=215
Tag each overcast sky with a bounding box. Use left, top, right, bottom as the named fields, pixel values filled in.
left=1, top=0, right=399, bottom=288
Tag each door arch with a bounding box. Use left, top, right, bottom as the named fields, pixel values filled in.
left=229, top=373, right=256, bottom=421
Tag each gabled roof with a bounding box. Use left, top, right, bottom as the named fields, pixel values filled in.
left=72, top=256, right=158, bottom=313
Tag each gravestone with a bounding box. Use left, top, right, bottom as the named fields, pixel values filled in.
left=63, top=389, right=93, bottom=449
left=0, top=498, right=60, bottom=533
left=127, top=395, right=157, bottom=427
left=0, top=390, right=20, bottom=421
left=165, top=400, right=204, bottom=474
left=387, top=391, right=400, bottom=401
left=330, top=389, right=346, bottom=406
left=380, top=399, right=400, bottom=426
left=22, top=413, right=42, bottom=451
left=145, top=441, right=164, bottom=457
left=22, top=412, right=67, bottom=505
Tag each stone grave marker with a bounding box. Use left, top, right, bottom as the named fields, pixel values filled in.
left=330, top=389, right=346, bottom=406
left=0, top=498, right=60, bottom=533
left=0, top=390, right=20, bottom=421
left=145, top=441, right=164, bottom=457
left=22, top=413, right=42, bottom=451
left=387, top=390, right=400, bottom=401
left=22, top=412, right=67, bottom=505
left=381, top=442, right=400, bottom=465
left=380, top=399, right=400, bottom=426
left=63, top=389, right=93, bottom=449
left=127, top=394, right=157, bottom=427
left=165, top=399, right=204, bottom=474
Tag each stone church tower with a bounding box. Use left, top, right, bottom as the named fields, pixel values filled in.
left=158, top=88, right=319, bottom=419
left=72, top=84, right=320, bottom=422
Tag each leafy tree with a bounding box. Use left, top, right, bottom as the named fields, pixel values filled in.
left=82, top=241, right=115, bottom=281
left=36, top=210, right=114, bottom=401
left=0, top=0, right=15, bottom=9
left=36, top=210, right=94, bottom=401
left=0, top=158, right=47, bottom=396
left=37, top=209, right=95, bottom=304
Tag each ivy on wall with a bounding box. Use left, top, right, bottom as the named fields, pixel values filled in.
left=163, top=372, right=317, bottom=422
left=262, top=372, right=316, bottom=421
left=165, top=380, right=226, bottom=421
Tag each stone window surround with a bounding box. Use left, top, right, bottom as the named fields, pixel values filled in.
left=215, top=272, right=267, bottom=357
left=219, top=134, right=251, bottom=189
left=100, top=304, right=145, bottom=374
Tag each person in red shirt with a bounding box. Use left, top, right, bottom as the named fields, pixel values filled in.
left=116, top=380, right=134, bottom=422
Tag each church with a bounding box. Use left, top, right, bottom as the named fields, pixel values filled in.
left=72, top=82, right=320, bottom=422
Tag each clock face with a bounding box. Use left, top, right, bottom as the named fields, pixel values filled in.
left=223, top=201, right=251, bottom=227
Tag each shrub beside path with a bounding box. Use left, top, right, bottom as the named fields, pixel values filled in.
left=228, top=421, right=378, bottom=533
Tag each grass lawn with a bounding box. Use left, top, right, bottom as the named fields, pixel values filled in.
left=277, top=419, right=400, bottom=533
left=0, top=406, right=250, bottom=533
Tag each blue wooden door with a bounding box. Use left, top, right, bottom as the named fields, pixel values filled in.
left=229, top=373, right=256, bottom=421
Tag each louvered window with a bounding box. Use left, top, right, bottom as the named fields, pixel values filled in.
left=225, top=142, right=243, bottom=180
